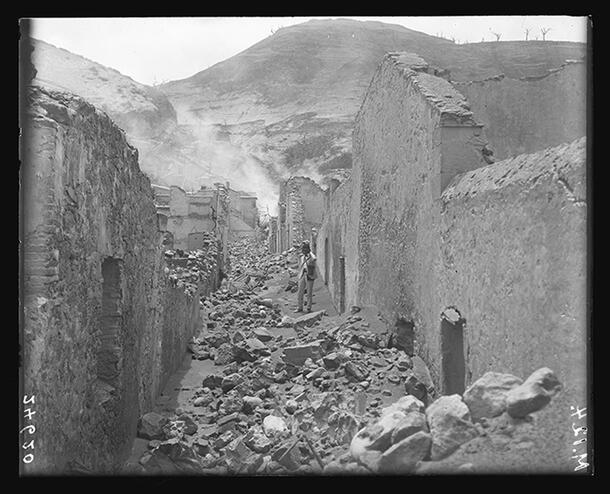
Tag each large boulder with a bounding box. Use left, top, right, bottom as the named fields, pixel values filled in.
left=142, top=438, right=202, bottom=474
left=390, top=411, right=429, bottom=445
left=282, top=341, right=322, bottom=366
left=263, top=415, right=288, bottom=437
left=426, top=395, right=479, bottom=460
left=252, top=327, right=274, bottom=342
left=506, top=367, right=562, bottom=418
left=202, top=373, right=223, bottom=389
left=404, top=372, right=428, bottom=402
left=244, top=337, right=270, bottom=356
left=378, top=431, right=432, bottom=473
left=214, top=342, right=235, bottom=365
left=344, top=361, right=369, bottom=381
left=244, top=427, right=273, bottom=454
left=138, top=412, right=169, bottom=440
left=350, top=411, right=406, bottom=461
left=327, top=410, right=360, bottom=445
left=463, top=372, right=523, bottom=421
left=202, top=330, right=230, bottom=348
left=221, top=373, right=245, bottom=393
left=293, top=310, right=325, bottom=328
left=381, top=395, right=425, bottom=416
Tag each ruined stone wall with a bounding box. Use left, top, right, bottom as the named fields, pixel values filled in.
left=317, top=174, right=360, bottom=313
left=438, top=138, right=587, bottom=464
left=454, top=61, right=586, bottom=161
left=267, top=216, right=279, bottom=253
left=354, top=54, right=488, bottom=381
left=21, top=86, right=217, bottom=473
left=279, top=176, right=325, bottom=252
left=166, top=186, right=216, bottom=250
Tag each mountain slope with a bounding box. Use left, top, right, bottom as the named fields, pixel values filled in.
left=30, top=39, right=281, bottom=211
left=160, top=19, right=586, bottom=181
left=32, top=39, right=177, bottom=142
left=30, top=20, right=586, bottom=213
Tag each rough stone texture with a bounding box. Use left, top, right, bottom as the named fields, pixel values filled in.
left=378, top=431, right=432, bottom=473
left=316, top=170, right=361, bottom=313
left=318, top=53, right=586, bottom=439
left=506, top=368, right=562, bottom=418
left=381, top=395, right=425, bottom=416
left=350, top=410, right=407, bottom=461
left=319, top=53, right=490, bottom=383
left=277, top=176, right=325, bottom=252
left=426, top=395, right=479, bottom=460
left=390, top=412, right=429, bottom=445
left=439, top=138, right=586, bottom=462
left=262, top=415, right=288, bottom=437
left=463, top=372, right=523, bottom=421
left=21, top=86, right=220, bottom=473
left=282, top=341, right=322, bottom=366
left=292, top=310, right=325, bottom=328
left=454, top=61, right=586, bottom=161
left=137, top=412, right=169, bottom=440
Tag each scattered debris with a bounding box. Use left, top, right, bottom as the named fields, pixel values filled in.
left=132, top=238, right=564, bottom=475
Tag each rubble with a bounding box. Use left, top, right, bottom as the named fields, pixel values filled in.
left=426, top=395, right=479, bottom=460
left=132, top=237, right=565, bottom=475
left=263, top=415, right=289, bottom=437
left=505, top=367, right=562, bottom=418
left=463, top=372, right=523, bottom=421
left=137, top=412, right=169, bottom=440
left=378, top=431, right=432, bottom=473
left=282, top=341, right=323, bottom=366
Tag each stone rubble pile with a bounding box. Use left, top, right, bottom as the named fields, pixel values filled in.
left=226, top=237, right=293, bottom=292
left=133, top=237, right=562, bottom=475
left=347, top=368, right=562, bottom=474
left=164, top=233, right=220, bottom=297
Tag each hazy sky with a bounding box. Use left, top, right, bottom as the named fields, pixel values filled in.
left=30, top=16, right=588, bottom=86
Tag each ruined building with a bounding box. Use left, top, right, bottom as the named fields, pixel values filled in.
left=311, top=52, right=585, bottom=457
left=153, top=183, right=258, bottom=257
left=271, top=176, right=325, bottom=253
left=227, top=187, right=259, bottom=239
left=21, top=86, right=223, bottom=472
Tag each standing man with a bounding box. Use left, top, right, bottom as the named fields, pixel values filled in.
left=297, top=241, right=317, bottom=313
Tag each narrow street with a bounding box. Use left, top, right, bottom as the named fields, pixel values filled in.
left=123, top=237, right=409, bottom=474
left=120, top=236, right=569, bottom=475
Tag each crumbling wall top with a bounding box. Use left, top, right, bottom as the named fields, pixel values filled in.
left=452, top=57, right=586, bottom=87
left=385, top=52, right=475, bottom=123
left=442, top=137, right=586, bottom=203
left=285, top=175, right=324, bottom=193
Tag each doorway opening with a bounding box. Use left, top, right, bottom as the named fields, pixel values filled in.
left=324, top=238, right=329, bottom=285
left=97, top=257, right=123, bottom=385
left=440, top=307, right=466, bottom=395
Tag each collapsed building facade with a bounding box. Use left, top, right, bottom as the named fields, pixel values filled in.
left=152, top=183, right=258, bottom=262
left=270, top=176, right=325, bottom=253
left=274, top=53, right=586, bottom=457
left=21, top=86, right=224, bottom=472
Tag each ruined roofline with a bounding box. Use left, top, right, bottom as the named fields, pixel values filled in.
left=441, top=137, right=585, bottom=202
left=357, top=53, right=477, bottom=126
left=284, top=175, right=324, bottom=190
left=452, top=58, right=586, bottom=86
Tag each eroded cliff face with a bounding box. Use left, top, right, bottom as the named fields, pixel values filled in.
left=21, top=86, right=218, bottom=473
